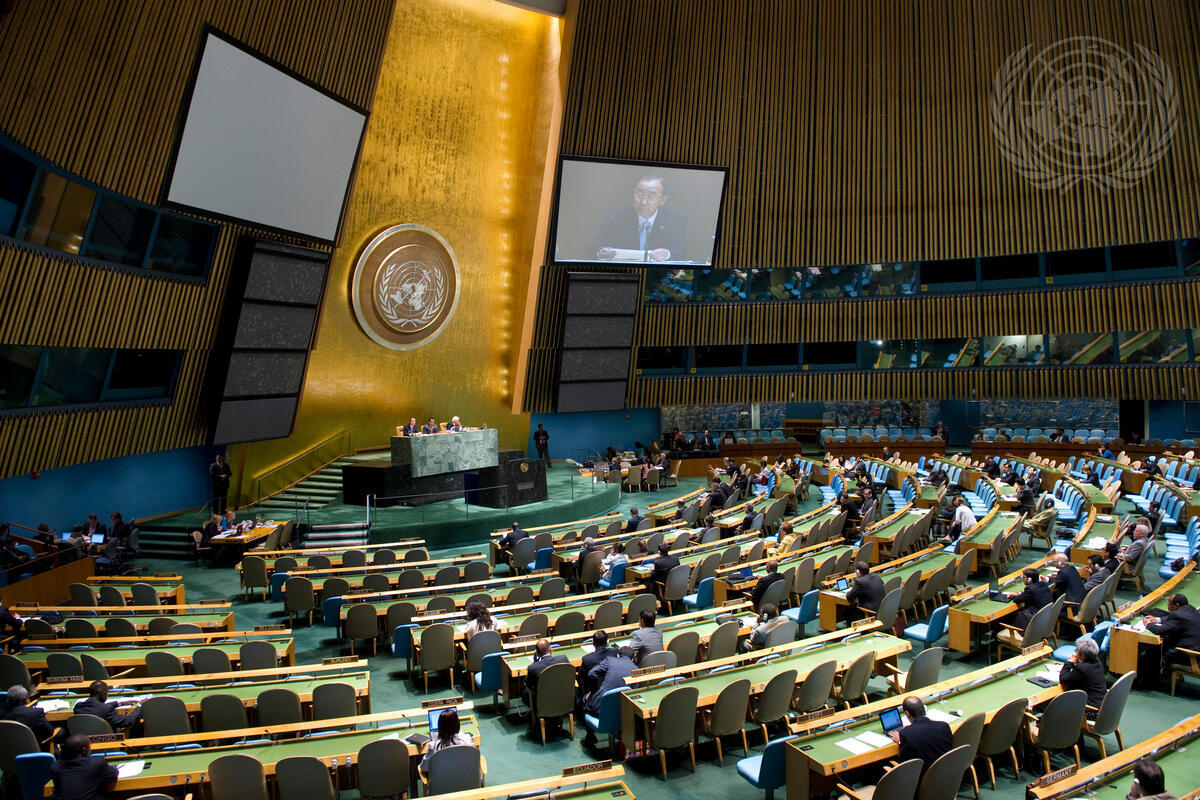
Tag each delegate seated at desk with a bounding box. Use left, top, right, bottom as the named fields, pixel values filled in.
left=592, top=175, right=687, bottom=263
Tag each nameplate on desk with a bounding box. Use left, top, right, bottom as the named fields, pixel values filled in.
left=14, top=602, right=37, bottom=607
left=28, top=633, right=57, bottom=640
left=562, top=760, right=612, bottom=777
left=531, top=569, right=554, bottom=576
left=460, top=552, right=483, bottom=558
left=722, top=599, right=744, bottom=607
left=1036, top=764, right=1077, bottom=786
left=795, top=706, right=835, bottom=724
left=322, top=656, right=358, bottom=664
left=618, top=582, right=642, bottom=590
left=1022, top=644, right=1043, bottom=656
left=510, top=635, right=537, bottom=644
left=630, top=664, right=665, bottom=677
left=198, top=599, right=225, bottom=605
left=421, top=696, right=463, bottom=709
left=87, top=733, right=125, bottom=743
left=255, top=625, right=287, bottom=631
left=154, top=573, right=175, bottom=577
left=46, top=675, right=84, bottom=684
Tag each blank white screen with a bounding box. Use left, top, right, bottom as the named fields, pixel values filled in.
left=167, top=34, right=366, bottom=241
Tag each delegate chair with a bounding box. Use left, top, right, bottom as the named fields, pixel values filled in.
left=1082, top=671, right=1135, bottom=758
left=884, top=647, right=943, bottom=695
left=650, top=686, right=699, bottom=780
left=425, top=745, right=483, bottom=795
left=415, top=623, right=455, bottom=693
left=532, top=661, right=575, bottom=744
left=256, top=689, right=302, bottom=726
left=792, top=660, right=836, bottom=715
left=702, top=678, right=751, bottom=766
left=284, top=577, right=315, bottom=627
left=977, top=697, right=1027, bottom=790
left=276, top=756, right=336, bottom=800
left=356, top=739, right=408, bottom=800
left=737, top=734, right=798, bottom=800
left=750, top=669, right=798, bottom=741
left=240, top=640, right=279, bottom=671
left=312, top=682, right=358, bottom=721
left=209, top=753, right=268, bottom=800
left=201, top=694, right=248, bottom=733
left=903, top=604, right=949, bottom=651
left=142, top=696, right=190, bottom=737
left=836, top=758, right=922, bottom=800
left=14, top=752, right=54, bottom=800
left=1024, top=689, right=1087, bottom=773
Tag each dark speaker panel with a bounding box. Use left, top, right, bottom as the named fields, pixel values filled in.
left=560, top=348, right=630, bottom=382
left=557, top=381, right=628, bottom=412
left=563, top=316, right=635, bottom=348
left=556, top=271, right=639, bottom=412
left=213, top=397, right=299, bottom=444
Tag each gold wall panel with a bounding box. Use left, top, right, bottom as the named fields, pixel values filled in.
left=0, top=1, right=391, bottom=479
left=229, top=0, right=563, bottom=498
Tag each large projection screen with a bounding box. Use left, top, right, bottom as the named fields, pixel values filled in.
left=165, top=31, right=366, bottom=241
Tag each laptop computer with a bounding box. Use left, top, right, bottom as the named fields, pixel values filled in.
left=89, top=533, right=105, bottom=545
left=880, top=706, right=905, bottom=733
left=427, top=705, right=455, bottom=733
left=59, top=532, right=72, bottom=542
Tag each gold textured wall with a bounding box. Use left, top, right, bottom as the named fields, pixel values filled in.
left=0, top=0, right=392, bottom=479
left=230, top=0, right=563, bottom=496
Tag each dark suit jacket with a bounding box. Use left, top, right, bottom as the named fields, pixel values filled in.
left=579, top=645, right=619, bottom=691
left=498, top=528, right=528, bottom=549
left=1147, top=605, right=1200, bottom=658
left=209, top=461, right=232, bottom=490
left=421, top=424, right=439, bottom=434
left=402, top=424, right=418, bottom=435
left=1085, top=472, right=1101, bottom=487
left=0, top=701, right=54, bottom=741
left=985, top=462, right=1001, bottom=478
left=650, top=554, right=680, bottom=583
left=1010, top=580, right=1053, bottom=613
left=697, top=435, right=716, bottom=450
left=592, top=206, right=688, bottom=261
left=1052, top=564, right=1086, bottom=605
left=585, top=654, right=635, bottom=715
left=750, top=572, right=786, bottom=609
left=50, top=755, right=118, bottom=800
left=526, top=653, right=569, bottom=693
left=898, top=716, right=954, bottom=773
left=1059, top=658, right=1108, bottom=708
left=847, top=573, right=885, bottom=612
left=73, top=697, right=138, bottom=730
left=625, top=516, right=645, bottom=534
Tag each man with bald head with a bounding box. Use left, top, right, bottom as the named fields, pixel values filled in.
left=890, top=696, right=954, bottom=774
left=524, top=638, right=569, bottom=709
left=1050, top=553, right=1085, bottom=609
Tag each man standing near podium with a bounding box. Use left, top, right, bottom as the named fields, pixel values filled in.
left=209, top=453, right=232, bottom=515
left=593, top=175, right=687, bottom=262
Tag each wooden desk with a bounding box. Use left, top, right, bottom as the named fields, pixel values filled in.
left=16, top=637, right=294, bottom=672
left=1108, top=561, right=1198, bottom=675
left=34, top=659, right=368, bottom=695
left=946, top=554, right=1056, bottom=653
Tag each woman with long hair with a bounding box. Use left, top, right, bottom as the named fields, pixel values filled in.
left=463, top=601, right=495, bottom=640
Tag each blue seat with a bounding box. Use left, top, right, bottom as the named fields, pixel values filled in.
left=903, top=604, right=949, bottom=650
left=474, top=651, right=505, bottom=710
left=321, top=596, right=343, bottom=629
left=526, top=547, right=553, bottom=573
left=682, top=576, right=714, bottom=610
left=597, top=561, right=627, bottom=591
left=1053, top=621, right=1112, bottom=662
left=582, top=686, right=628, bottom=751
left=781, top=589, right=819, bottom=636
left=14, top=752, right=54, bottom=800
left=270, top=571, right=290, bottom=601
left=392, top=623, right=419, bottom=674
left=737, top=734, right=799, bottom=800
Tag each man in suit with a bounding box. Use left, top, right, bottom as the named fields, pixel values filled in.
left=1026, top=470, right=1042, bottom=496
left=107, top=513, right=131, bottom=545
left=749, top=560, right=785, bottom=610
left=648, top=544, right=680, bottom=593
left=984, top=458, right=1001, bottom=479
left=1120, top=524, right=1152, bottom=567
left=583, top=645, right=636, bottom=719
left=1050, top=553, right=1086, bottom=608
left=593, top=175, right=687, bottom=262
left=630, top=609, right=664, bottom=664
left=933, top=421, right=949, bottom=441
left=741, top=604, right=790, bottom=651
left=445, top=416, right=463, bottom=432
left=1083, top=554, right=1112, bottom=592
left=533, top=424, right=550, bottom=466
left=49, top=735, right=117, bottom=800
left=0, top=685, right=54, bottom=741
left=209, top=453, right=232, bottom=515
left=524, top=639, right=569, bottom=710
left=498, top=522, right=528, bottom=550
left=890, top=696, right=954, bottom=775
left=1141, top=459, right=1162, bottom=476
left=707, top=479, right=730, bottom=510
left=696, top=429, right=716, bottom=450
left=625, top=508, right=644, bottom=533
left=1014, top=478, right=1034, bottom=514
left=402, top=417, right=419, bottom=436
left=1145, top=593, right=1200, bottom=669
left=671, top=500, right=687, bottom=522
left=579, top=630, right=618, bottom=694
left=846, top=560, right=885, bottom=615
left=73, top=681, right=140, bottom=730
left=420, top=417, right=439, bottom=435
left=575, top=537, right=601, bottom=577
left=1005, top=568, right=1053, bottom=629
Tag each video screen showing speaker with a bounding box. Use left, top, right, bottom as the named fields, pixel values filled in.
left=164, top=29, right=366, bottom=242
left=211, top=240, right=330, bottom=445
left=551, top=156, right=727, bottom=266
left=556, top=272, right=638, bottom=413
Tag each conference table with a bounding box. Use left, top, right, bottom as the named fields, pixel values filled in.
left=16, top=637, right=295, bottom=671
left=860, top=507, right=931, bottom=562
left=1066, top=509, right=1121, bottom=566
left=1029, top=711, right=1200, bottom=799
left=784, top=648, right=1061, bottom=799
left=82, top=583, right=187, bottom=604
left=106, top=713, right=482, bottom=795
left=945, top=553, right=1057, bottom=653
left=35, top=671, right=371, bottom=721
left=817, top=547, right=965, bottom=632
left=1108, top=560, right=1198, bottom=676
left=713, top=541, right=856, bottom=607
left=210, top=523, right=282, bottom=562
left=30, top=611, right=235, bottom=635
left=620, top=630, right=909, bottom=750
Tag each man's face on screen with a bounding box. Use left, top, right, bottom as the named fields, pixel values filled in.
left=633, top=179, right=667, bottom=218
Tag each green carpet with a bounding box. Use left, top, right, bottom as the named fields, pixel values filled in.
left=131, top=489, right=1200, bottom=800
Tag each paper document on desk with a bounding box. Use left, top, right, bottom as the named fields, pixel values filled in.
left=855, top=731, right=893, bottom=748
left=36, top=699, right=70, bottom=712
left=117, top=761, right=146, bottom=778
left=835, top=736, right=873, bottom=755
left=925, top=709, right=957, bottom=724
left=378, top=732, right=401, bottom=741
left=1085, top=537, right=1109, bottom=549
left=580, top=643, right=595, bottom=654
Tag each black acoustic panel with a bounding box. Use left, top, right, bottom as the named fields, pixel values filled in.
left=222, top=351, right=307, bottom=397
left=232, top=303, right=317, bottom=350
left=562, top=316, right=635, bottom=349
left=557, top=380, right=627, bottom=412
left=243, top=246, right=329, bottom=305
left=212, top=396, right=298, bottom=445
left=566, top=275, right=640, bottom=314
left=560, top=348, right=630, bottom=382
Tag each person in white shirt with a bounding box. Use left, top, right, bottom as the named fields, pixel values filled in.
left=600, top=543, right=628, bottom=582
left=418, top=707, right=477, bottom=776
left=940, top=496, right=976, bottom=545
left=462, top=601, right=496, bottom=641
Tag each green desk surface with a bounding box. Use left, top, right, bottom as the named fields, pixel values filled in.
left=36, top=674, right=368, bottom=712
left=1065, top=734, right=1200, bottom=797
left=551, top=787, right=631, bottom=800
left=953, top=562, right=1059, bottom=617
left=112, top=717, right=480, bottom=785
left=920, top=485, right=940, bottom=500
left=17, top=640, right=290, bottom=667
left=866, top=509, right=927, bottom=541
left=626, top=632, right=903, bottom=712
left=503, top=618, right=730, bottom=673
left=965, top=512, right=1017, bottom=546
left=341, top=580, right=545, bottom=615
left=798, top=662, right=1049, bottom=765
left=1082, top=485, right=1109, bottom=503
left=877, top=551, right=955, bottom=581
left=57, top=613, right=230, bottom=628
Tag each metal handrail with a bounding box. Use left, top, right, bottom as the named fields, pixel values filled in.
left=251, top=430, right=352, bottom=506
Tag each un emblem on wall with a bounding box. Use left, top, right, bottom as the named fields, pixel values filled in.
left=351, top=224, right=460, bottom=350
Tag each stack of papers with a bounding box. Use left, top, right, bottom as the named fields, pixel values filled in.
left=835, top=729, right=894, bottom=754
left=834, top=736, right=873, bottom=755
left=1085, top=537, right=1109, bottom=549
left=36, top=699, right=70, bottom=712
left=117, top=761, right=146, bottom=779
left=926, top=708, right=957, bottom=724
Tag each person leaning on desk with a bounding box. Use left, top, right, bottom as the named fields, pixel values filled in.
left=887, top=697, right=954, bottom=775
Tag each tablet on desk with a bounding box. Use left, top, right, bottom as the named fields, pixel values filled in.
left=835, top=577, right=849, bottom=592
